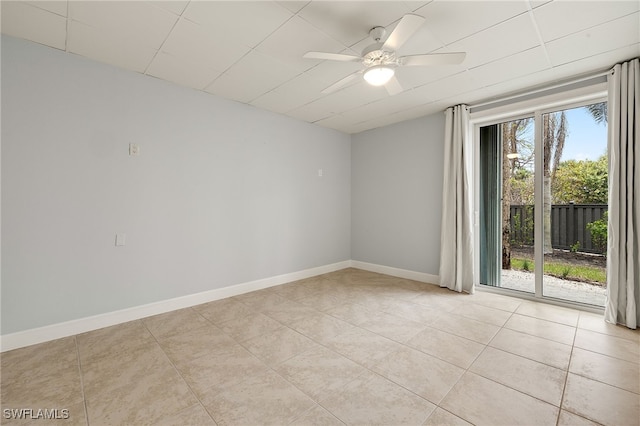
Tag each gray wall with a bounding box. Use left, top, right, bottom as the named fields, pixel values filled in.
left=351, top=114, right=444, bottom=275
left=1, top=36, right=351, bottom=334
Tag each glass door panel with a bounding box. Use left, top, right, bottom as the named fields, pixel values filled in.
left=541, top=103, right=608, bottom=306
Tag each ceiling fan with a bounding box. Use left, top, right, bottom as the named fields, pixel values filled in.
left=303, top=14, right=466, bottom=96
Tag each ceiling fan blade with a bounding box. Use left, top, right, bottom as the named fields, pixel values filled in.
left=400, top=52, right=466, bottom=66
left=321, top=71, right=362, bottom=94
left=385, top=76, right=403, bottom=96
left=382, top=14, right=425, bottom=51
left=304, top=51, right=361, bottom=62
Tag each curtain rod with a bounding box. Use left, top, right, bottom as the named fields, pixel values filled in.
left=469, top=68, right=613, bottom=110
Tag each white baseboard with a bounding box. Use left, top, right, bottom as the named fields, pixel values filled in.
left=350, top=260, right=440, bottom=285
left=0, top=260, right=351, bottom=352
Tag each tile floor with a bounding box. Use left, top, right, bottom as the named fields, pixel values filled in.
left=1, top=268, right=639, bottom=425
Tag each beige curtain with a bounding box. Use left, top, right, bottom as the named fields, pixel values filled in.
left=605, top=58, right=640, bottom=329
left=439, top=105, right=474, bottom=293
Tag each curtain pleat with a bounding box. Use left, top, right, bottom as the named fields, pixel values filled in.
left=605, top=57, right=640, bottom=329
left=439, top=105, right=474, bottom=293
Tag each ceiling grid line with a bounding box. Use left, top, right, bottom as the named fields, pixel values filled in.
left=142, top=4, right=190, bottom=76
left=1, top=0, right=637, bottom=134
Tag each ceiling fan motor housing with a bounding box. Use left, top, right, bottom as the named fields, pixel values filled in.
left=362, top=43, right=397, bottom=67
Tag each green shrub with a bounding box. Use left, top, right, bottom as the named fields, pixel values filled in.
left=570, top=241, right=581, bottom=253
left=586, top=212, right=608, bottom=254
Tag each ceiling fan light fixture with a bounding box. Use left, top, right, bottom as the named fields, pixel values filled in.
left=363, top=65, right=395, bottom=86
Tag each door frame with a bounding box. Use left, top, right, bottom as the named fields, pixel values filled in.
left=471, top=83, right=607, bottom=310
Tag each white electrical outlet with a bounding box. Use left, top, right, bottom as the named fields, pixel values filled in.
left=115, top=233, right=126, bottom=246
left=129, top=143, right=140, bottom=156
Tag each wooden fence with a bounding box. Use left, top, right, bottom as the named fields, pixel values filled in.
left=510, top=204, right=607, bottom=254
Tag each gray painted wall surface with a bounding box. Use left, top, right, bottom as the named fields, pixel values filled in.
left=351, top=113, right=444, bottom=275
left=1, top=36, right=351, bottom=334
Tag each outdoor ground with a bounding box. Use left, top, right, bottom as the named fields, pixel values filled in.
left=510, top=246, right=606, bottom=286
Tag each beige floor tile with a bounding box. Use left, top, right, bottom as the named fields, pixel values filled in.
left=324, top=302, right=379, bottom=326
left=450, top=302, right=514, bottom=327
left=469, top=346, right=567, bottom=406
left=323, top=327, right=405, bottom=368
left=379, top=299, right=442, bottom=324
left=440, top=372, right=559, bottom=425
left=275, top=345, right=368, bottom=402
left=1, top=337, right=78, bottom=385
left=7, top=268, right=635, bottom=426
left=273, top=281, right=320, bottom=301
left=175, top=343, right=268, bottom=396
left=409, top=292, right=464, bottom=313
left=81, top=342, right=176, bottom=397
left=84, top=367, right=197, bottom=425
left=297, top=290, right=347, bottom=312
left=218, top=312, right=283, bottom=342
left=200, top=369, right=316, bottom=425
left=193, top=297, right=254, bottom=325
left=76, top=320, right=155, bottom=364
left=489, top=328, right=572, bottom=369
left=557, top=410, right=602, bottom=426
left=1, top=363, right=83, bottom=408
left=515, top=301, right=580, bottom=326
left=289, top=404, right=345, bottom=426
left=569, top=347, right=640, bottom=393
left=578, top=312, right=640, bottom=343
left=261, top=300, right=321, bottom=326
left=562, top=373, right=640, bottom=426
left=371, top=346, right=464, bottom=404
left=504, top=313, right=576, bottom=345
left=232, top=288, right=290, bottom=311
left=407, top=326, right=485, bottom=369
left=574, top=328, right=640, bottom=363
left=156, top=324, right=238, bottom=364
left=242, top=326, right=318, bottom=366
left=286, top=311, right=355, bottom=343
left=155, top=403, right=216, bottom=425
left=321, top=371, right=435, bottom=425
left=423, top=408, right=472, bottom=426
left=430, top=312, right=501, bottom=344
left=466, top=290, right=523, bottom=312
left=358, top=311, right=428, bottom=343
left=141, top=308, right=210, bottom=339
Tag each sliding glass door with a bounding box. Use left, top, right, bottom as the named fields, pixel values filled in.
left=478, top=101, right=608, bottom=307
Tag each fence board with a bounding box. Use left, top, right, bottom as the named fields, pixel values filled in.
left=509, top=204, right=607, bottom=253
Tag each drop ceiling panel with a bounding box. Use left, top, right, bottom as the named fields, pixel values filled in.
left=395, top=60, right=466, bottom=90
left=416, top=0, right=529, bottom=45
left=447, top=13, right=540, bottom=69
left=146, top=51, right=222, bottom=90
left=69, top=1, right=178, bottom=50
left=1, top=2, right=66, bottom=50
left=205, top=50, right=300, bottom=103
left=297, top=1, right=412, bottom=46
left=533, top=1, right=640, bottom=43
left=408, top=71, right=476, bottom=103
left=3, top=0, right=639, bottom=134
left=256, top=16, right=349, bottom=73
left=550, top=44, right=640, bottom=82
left=469, top=47, right=550, bottom=88
left=155, top=1, right=189, bottom=16
left=26, top=1, right=67, bottom=16
left=159, top=19, right=251, bottom=73
left=67, top=20, right=157, bottom=73
left=545, top=12, right=640, bottom=67
left=182, top=1, right=292, bottom=48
